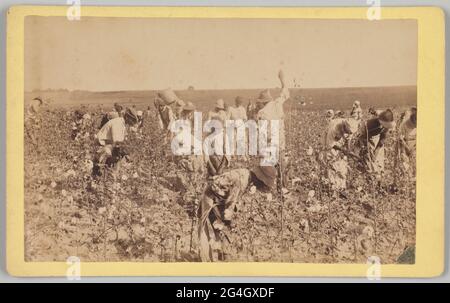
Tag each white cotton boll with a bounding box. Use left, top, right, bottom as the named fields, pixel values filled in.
left=133, top=172, right=139, bottom=179
left=308, top=190, right=315, bottom=199
left=50, top=181, right=57, bottom=189
left=98, top=207, right=107, bottom=215
left=121, top=175, right=128, bottom=181
left=306, top=146, right=314, bottom=156
left=224, top=209, right=233, bottom=221
left=249, top=186, right=257, bottom=195
left=61, top=189, right=67, bottom=197
left=363, top=226, right=374, bottom=238
left=266, top=193, right=273, bottom=202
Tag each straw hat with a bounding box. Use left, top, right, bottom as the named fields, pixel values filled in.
left=326, top=109, right=334, bottom=117
left=215, top=99, right=225, bottom=110
left=378, top=109, right=395, bottom=129
left=252, top=165, right=277, bottom=189
left=256, top=89, right=273, bottom=104
left=353, top=100, right=361, bottom=107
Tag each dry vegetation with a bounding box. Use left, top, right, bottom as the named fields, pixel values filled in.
left=24, top=87, right=416, bottom=263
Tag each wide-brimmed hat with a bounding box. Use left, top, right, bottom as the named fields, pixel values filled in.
left=326, top=109, right=334, bottom=117
left=136, top=110, right=143, bottom=117
left=183, top=102, right=195, bottom=112
left=215, top=99, right=225, bottom=110
left=353, top=100, right=361, bottom=107
left=252, top=165, right=277, bottom=189
left=378, top=109, right=395, bottom=129
left=256, top=89, right=273, bottom=104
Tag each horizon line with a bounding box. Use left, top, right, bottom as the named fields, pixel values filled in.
left=25, top=84, right=417, bottom=94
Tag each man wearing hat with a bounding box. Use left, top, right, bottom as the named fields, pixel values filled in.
left=227, top=96, right=249, bottom=160
left=206, top=99, right=230, bottom=168
left=154, top=92, right=177, bottom=135
left=351, top=100, right=363, bottom=120
left=177, top=102, right=205, bottom=175
left=207, top=99, right=228, bottom=123
left=93, top=107, right=138, bottom=176
left=322, top=118, right=353, bottom=191
left=198, top=164, right=277, bottom=261
left=357, top=109, right=396, bottom=177
left=325, top=109, right=335, bottom=122
left=255, top=71, right=290, bottom=193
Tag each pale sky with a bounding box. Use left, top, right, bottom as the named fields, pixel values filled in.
left=25, top=17, right=417, bottom=91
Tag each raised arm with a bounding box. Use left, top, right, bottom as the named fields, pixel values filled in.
left=276, top=70, right=290, bottom=105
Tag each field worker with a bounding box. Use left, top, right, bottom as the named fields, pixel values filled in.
left=256, top=70, right=290, bottom=153
left=394, top=107, right=417, bottom=182
left=174, top=99, right=186, bottom=119
left=179, top=102, right=196, bottom=121
left=322, top=118, right=353, bottom=191
left=228, top=96, right=248, bottom=121
left=93, top=107, right=138, bottom=176
left=130, top=110, right=144, bottom=134
left=177, top=102, right=205, bottom=174
left=256, top=70, right=289, bottom=191
left=326, top=109, right=334, bottom=122
left=146, top=106, right=152, bottom=118
left=206, top=154, right=229, bottom=177
left=136, top=110, right=144, bottom=128
left=351, top=100, right=363, bottom=120
left=25, top=97, right=48, bottom=148
left=71, top=109, right=91, bottom=141
left=246, top=100, right=259, bottom=121
left=227, top=96, right=248, bottom=160
left=154, top=92, right=176, bottom=134
left=357, top=109, right=396, bottom=178
left=368, top=107, right=383, bottom=118
left=99, top=103, right=123, bottom=129
left=198, top=164, right=277, bottom=261
left=334, top=110, right=345, bottom=119
left=206, top=99, right=231, bottom=169
left=207, top=99, right=228, bottom=122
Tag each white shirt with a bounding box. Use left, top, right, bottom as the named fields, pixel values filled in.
left=256, top=88, right=289, bottom=151
left=257, top=87, right=290, bottom=121
left=227, top=106, right=247, bottom=121
left=96, top=117, right=126, bottom=145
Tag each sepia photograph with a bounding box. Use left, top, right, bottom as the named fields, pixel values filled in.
left=23, top=16, right=418, bottom=264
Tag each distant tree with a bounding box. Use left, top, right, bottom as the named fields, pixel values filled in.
left=188, top=86, right=195, bottom=91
